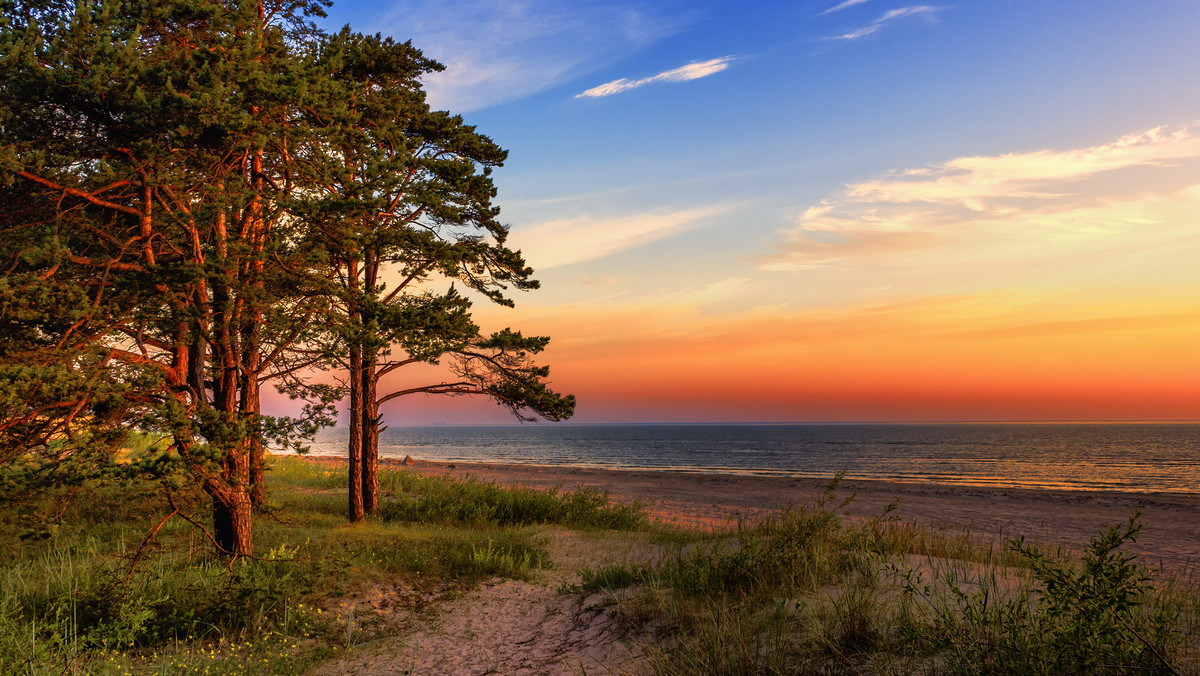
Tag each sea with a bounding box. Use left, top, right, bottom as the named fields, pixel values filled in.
left=302, top=423, right=1200, bottom=494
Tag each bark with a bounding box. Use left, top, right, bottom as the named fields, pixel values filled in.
left=249, top=434, right=265, bottom=507
left=207, top=446, right=254, bottom=555
left=187, top=334, right=206, bottom=403
left=207, top=202, right=256, bottom=551
left=245, top=148, right=267, bottom=509
left=211, top=486, right=253, bottom=555
left=244, top=372, right=265, bottom=508
left=348, top=343, right=364, bottom=522
left=362, top=352, right=379, bottom=513
left=243, top=301, right=265, bottom=508
left=347, top=260, right=364, bottom=522
left=361, top=248, right=380, bottom=514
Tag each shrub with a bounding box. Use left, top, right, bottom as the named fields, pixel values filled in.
left=903, top=511, right=1184, bottom=674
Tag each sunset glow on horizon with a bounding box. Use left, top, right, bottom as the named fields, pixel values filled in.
left=293, top=0, right=1200, bottom=425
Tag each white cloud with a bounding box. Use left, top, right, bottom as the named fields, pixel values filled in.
left=373, top=0, right=701, bottom=111
left=763, top=124, right=1200, bottom=270
left=820, top=0, right=870, bottom=16
left=833, top=5, right=940, bottom=40
left=511, top=203, right=735, bottom=269
left=846, top=126, right=1200, bottom=206
left=576, top=57, right=733, bottom=98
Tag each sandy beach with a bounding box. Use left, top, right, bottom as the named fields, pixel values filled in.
left=309, top=455, right=1200, bottom=577
left=301, top=456, right=1200, bottom=674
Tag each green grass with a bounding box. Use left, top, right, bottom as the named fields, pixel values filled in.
left=578, top=478, right=1200, bottom=675
left=0, top=454, right=648, bottom=675
left=376, top=468, right=649, bottom=530
left=265, top=455, right=648, bottom=530
left=4, top=458, right=1198, bottom=675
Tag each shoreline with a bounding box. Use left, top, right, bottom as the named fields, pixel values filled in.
left=289, top=454, right=1200, bottom=577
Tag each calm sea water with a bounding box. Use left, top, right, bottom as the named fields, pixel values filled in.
left=304, top=423, right=1200, bottom=494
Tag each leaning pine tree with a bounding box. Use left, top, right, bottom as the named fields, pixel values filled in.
left=301, top=31, right=575, bottom=521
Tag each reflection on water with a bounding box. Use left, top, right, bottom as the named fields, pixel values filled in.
left=301, top=423, right=1200, bottom=493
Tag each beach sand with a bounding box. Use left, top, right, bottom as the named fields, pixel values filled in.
left=313, top=455, right=1200, bottom=576
left=303, top=455, right=1200, bottom=674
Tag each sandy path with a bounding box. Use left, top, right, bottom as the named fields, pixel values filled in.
left=316, top=582, right=626, bottom=675
left=310, top=530, right=639, bottom=676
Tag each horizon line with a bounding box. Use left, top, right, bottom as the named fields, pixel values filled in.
left=321, top=418, right=1200, bottom=428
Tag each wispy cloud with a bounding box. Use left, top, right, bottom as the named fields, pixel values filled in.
left=833, top=5, right=941, bottom=40
left=763, top=124, right=1200, bottom=270
left=511, top=203, right=735, bottom=269
left=820, top=0, right=870, bottom=16
left=373, top=0, right=702, bottom=111
left=576, top=57, right=733, bottom=98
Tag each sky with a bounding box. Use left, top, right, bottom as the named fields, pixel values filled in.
left=303, top=0, right=1200, bottom=424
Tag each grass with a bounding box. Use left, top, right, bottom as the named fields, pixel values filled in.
left=578, top=477, right=1200, bottom=675
left=3, top=457, right=1198, bottom=675
left=0, top=454, right=648, bottom=674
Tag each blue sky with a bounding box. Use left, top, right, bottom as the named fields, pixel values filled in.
left=307, top=0, right=1200, bottom=423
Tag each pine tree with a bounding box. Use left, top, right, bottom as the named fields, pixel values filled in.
left=0, top=0, right=338, bottom=554
left=311, top=32, right=574, bottom=520
left=0, top=2, right=574, bottom=541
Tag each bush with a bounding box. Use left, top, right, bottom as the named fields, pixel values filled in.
left=904, top=511, right=1184, bottom=674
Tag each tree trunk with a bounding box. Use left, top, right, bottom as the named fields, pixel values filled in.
left=207, top=452, right=253, bottom=555
left=348, top=343, right=364, bottom=522
left=249, top=437, right=265, bottom=507
left=362, top=352, right=379, bottom=513
left=347, top=259, right=364, bottom=522
left=246, top=149, right=267, bottom=509
left=211, top=486, right=253, bottom=555
left=360, top=248, right=380, bottom=514
left=243, top=373, right=265, bottom=508
left=207, top=239, right=254, bottom=552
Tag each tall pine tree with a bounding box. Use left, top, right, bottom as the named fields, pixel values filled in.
left=0, top=0, right=338, bottom=554
left=309, top=31, right=574, bottom=520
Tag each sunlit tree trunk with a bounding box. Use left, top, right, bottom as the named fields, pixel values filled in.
left=208, top=472, right=254, bottom=555
left=347, top=258, right=365, bottom=522
left=362, top=248, right=380, bottom=514
left=363, top=353, right=379, bottom=513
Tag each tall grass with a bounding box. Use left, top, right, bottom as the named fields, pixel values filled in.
left=0, top=455, right=649, bottom=674
left=581, top=480, right=1200, bottom=675
left=898, top=512, right=1191, bottom=674
left=6, top=456, right=1197, bottom=675
left=377, top=469, right=648, bottom=530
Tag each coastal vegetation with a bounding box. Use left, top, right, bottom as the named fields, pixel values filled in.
left=579, top=477, right=1199, bottom=674
left=1, top=457, right=1196, bottom=674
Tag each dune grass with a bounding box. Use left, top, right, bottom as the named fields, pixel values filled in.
left=3, top=457, right=1198, bottom=674
left=0, top=454, right=647, bottom=675
left=578, top=477, right=1200, bottom=675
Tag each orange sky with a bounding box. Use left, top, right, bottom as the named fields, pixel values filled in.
left=288, top=2, right=1200, bottom=425
left=261, top=125, right=1200, bottom=425
left=459, top=284, right=1200, bottom=423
